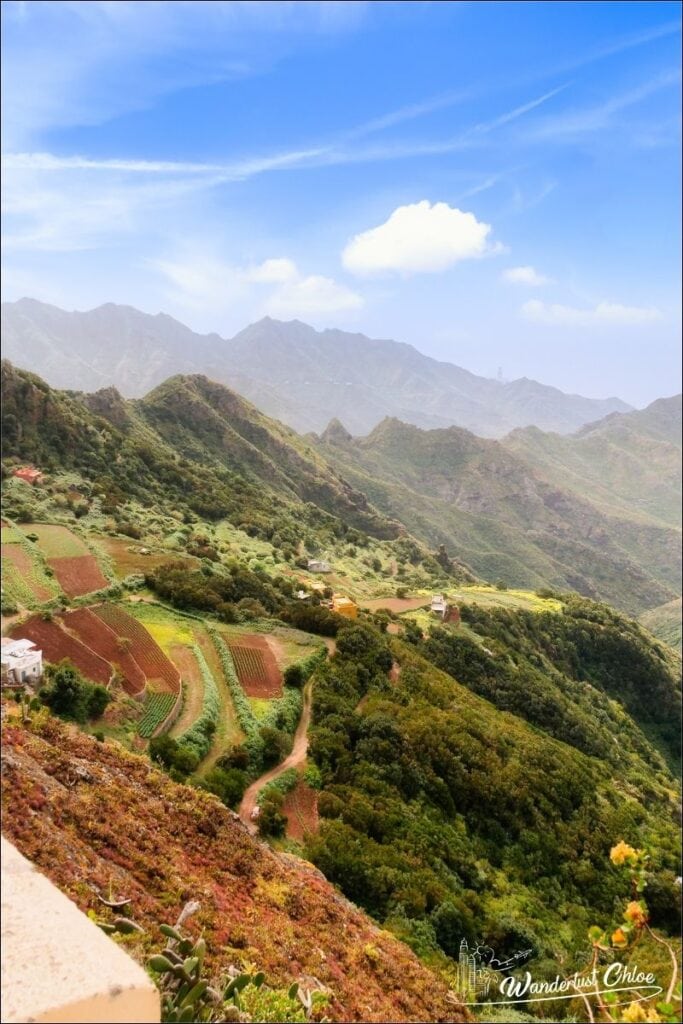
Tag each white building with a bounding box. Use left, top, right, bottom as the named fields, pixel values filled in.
left=430, top=594, right=448, bottom=617
left=1, top=638, right=43, bottom=687
left=307, top=559, right=331, bottom=573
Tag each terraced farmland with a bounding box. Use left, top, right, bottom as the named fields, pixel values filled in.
left=1, top=542, right=59, bottom=607
left=63, top=608, right=146, bottom=696
left=138, top=692, right=178, bottom=738
left=11, top=616, right=112, bottom=687
left=21, top=524, right=108, bottom=598
left=228, top=637, right=282, bottom=697
left=94, top=605, right=179, bottom=693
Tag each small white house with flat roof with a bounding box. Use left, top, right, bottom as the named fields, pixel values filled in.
left=430, top=595, right=448, bottom=618
left=1, top=638, right=43, bottom=687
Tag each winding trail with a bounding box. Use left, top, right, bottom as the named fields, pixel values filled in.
left=239, top=638, right=335, bottom=833
left=239, top=679, right=313, bottom=832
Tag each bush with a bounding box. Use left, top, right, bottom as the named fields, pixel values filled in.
left=283, top=663, right=304, bottom=688
left=149, top=734, right=199, bottom=778
left=39, top=660, right=111, bottom=724
left=199, top=766, right=247, bottom=809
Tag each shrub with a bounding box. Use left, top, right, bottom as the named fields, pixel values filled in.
left=39, top=660, right=111, bottom=724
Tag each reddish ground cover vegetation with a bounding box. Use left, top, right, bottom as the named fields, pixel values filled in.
left=282, top=779, right=319, bottom=841
left=93, top=605, right=179, bottom=693
left=1, top=716, right=469, bottom=1023
left=62, top=608, right=146, bottom=696
left=11, top=616, right=112, bottom=687
left=48, top=555, right=108, bottom=598
left=228, top=635, right=282, bottom=697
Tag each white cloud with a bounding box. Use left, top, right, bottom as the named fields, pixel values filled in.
left=265, top=273, right=363, bottom=316
left=152, top=253, right=363, bottom=321
left=502, top=265, right=550, bottom=286
left=245, top=258, right=298, bottom=283
left=521, top=299, right=663, bottom=326
left=342, top=200, right=501, bottom=276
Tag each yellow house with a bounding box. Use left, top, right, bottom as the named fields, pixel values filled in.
left=332, top=596, right=358, bottom=619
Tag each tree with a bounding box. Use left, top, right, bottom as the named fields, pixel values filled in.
left=40, top=660, right=110, bottom=723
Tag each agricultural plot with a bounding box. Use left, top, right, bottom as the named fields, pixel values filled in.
left=62, top=608, right=146, bottom=696
left=11, top=616, right=112, bottom=687
left=117, top=603, right=244, bottom=768
left=228, top=637, right=282, bottom=698
left=1, top=543, right=58, bottom=606
left=97, top=537, right=198, bottom=579
left=20, top=524, right=108, bottom=598
left=281, top=779, right=319, bottom=841
left=138, top=692, right=177, bottom=739
left=94, top=604, right=179, bottom=693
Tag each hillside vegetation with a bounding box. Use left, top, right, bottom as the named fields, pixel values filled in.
left=0, top=713, right=469, bottom=1023
left=316, top=406, right=681, bottom=616
left=304, top=613, right=681, bottom=970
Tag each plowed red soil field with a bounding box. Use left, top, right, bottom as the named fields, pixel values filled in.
left=282, top=780, right=319, bottom=841
left=62, top=608, right=146, bottom=696
left=93, top=605, right=179, bottom=693
left=11, top=616, right=112, bottom=687
left=49, top=556, right=108, bottom=598
left=227, top=635, right=281, bottom=697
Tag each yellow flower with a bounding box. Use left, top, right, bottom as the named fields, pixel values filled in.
left=611, top=927, right=629, bottom=948
left=624, top=900, right=648, bottom=927
left=610, top=840, right=638, bottom=866
left=621, top=1002, right=648, bottom=1022
left=645, top=1009, right=662, bottom=1022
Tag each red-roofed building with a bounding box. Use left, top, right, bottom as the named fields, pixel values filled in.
left=12, top=467, right=43, bottom=485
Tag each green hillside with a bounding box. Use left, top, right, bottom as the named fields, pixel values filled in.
left=305, top=612, right=681, bottom=969
left=503, top=395, right=682, bottom=529
left=316, top=412, right=680, bottom=617
left=640, top=597, right=683, bottom=653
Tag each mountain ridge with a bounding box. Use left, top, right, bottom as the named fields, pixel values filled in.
left=2, top=297, right=632, bottom=438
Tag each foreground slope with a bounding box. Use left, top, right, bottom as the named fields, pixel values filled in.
left=1, top=298, right=630, bottom=437
left=1, top=713, right=469, bottom=1023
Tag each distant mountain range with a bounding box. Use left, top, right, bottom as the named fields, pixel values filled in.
left=2, top=359, right=679, bottom=618
left=1, top=298, right=632, bottom=437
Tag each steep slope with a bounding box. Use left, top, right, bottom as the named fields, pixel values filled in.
left=0, top=361, right=401, bottom=543
left=640, top=597, right=683, bottom=653
left=1, top=714, right=469, bottom=1023
left=1, top=299, right=631, bottom=437
left=304, top=615, right=681, bottom=965
left=316, top=416, right=680, bottom=616
left=504, top=395, right=682, bottom=529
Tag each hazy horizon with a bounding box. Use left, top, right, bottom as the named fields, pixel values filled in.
left=2, top=1, right=681, bottom=406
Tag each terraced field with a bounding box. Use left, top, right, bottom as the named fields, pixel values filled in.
left=97, top=537, right=198, bottom=579
left=1, top=542, right=58, bottom=606
left=228, top=639, right=282, bottom=698
left=94, top=604, right=179, bottom=693
left=21, top=524, right=108, bottom=598
left=63, top=608, right=146, bottom=696
left=11, top=616, right=112, bottom=687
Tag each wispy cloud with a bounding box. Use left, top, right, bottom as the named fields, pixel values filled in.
left=503, top=266, right=551, bottom=287
left=524, top=68, right=681, bottom=141
left=521, top=299, right=663, bottom=326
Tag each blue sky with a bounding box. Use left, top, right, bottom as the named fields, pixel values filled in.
left=1, top=1, right=680, bottom=406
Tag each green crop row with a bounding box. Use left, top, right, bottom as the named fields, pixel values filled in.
left=175, top=645, right=221, bottom=762
left=138, top=692, right=177, bottom=738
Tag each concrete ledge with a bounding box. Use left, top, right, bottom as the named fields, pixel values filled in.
left=1, top=836, right=160, bottom=1023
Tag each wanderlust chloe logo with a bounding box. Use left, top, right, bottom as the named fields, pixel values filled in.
left=456, top=938, right=662, bottom=1010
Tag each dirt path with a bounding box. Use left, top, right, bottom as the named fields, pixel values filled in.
left=239, top=677, right=315, bottom=833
